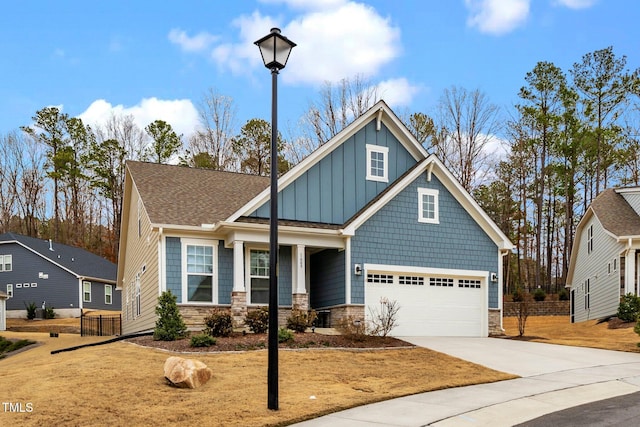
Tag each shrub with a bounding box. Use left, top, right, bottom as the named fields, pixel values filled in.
left=558, top=288, right=569, bottom=301
left=190, top=334, right=217, bottom=348
left=245, top=307, right=269, bottom=334
left=512, top=287, right=524, bottom=302
left=286, top=309, right=317, bottom=333
left=278, top=327, right=294, bottom=343
left=533, top=288, right=546, bottom=302
left=204, top=309, right=233, bottom=337
left=44, top=306, right=55, bottom=319
left=24, top=302, right=37, bottom=320
left=618, top=293, right=640, bottom=323
left=368, top=297, right=400, bottom=337
left=335, top=315, right=367, bottom=341
left=154, top=291, right=188, bottom=341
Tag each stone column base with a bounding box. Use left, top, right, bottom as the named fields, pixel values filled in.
left=231, top=291, right=247, bottom=328
left=292, top=293, right=309, bottom=311
left=488, top=308, right=504, bottom=336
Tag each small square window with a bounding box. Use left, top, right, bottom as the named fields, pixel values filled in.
left=15, top=283, right=22, bottom=288
left=366, top=145, right=389, bottom=183
left=418, top=188, right=439, bottom=224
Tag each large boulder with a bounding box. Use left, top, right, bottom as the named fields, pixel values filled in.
left=164, top=356, right=213, bottom=389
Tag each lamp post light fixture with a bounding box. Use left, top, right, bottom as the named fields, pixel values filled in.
left=254, top=27, right=296, bottom=411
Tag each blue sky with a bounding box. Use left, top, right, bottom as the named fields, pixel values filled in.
left=1, top=0, right=638, bottom=142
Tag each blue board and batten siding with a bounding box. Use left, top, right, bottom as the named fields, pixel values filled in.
left=251, top=120, right=418, bottom=223
left=351, top=173, right=500, bottom=307
left=165, top=237, right=292, bottom=306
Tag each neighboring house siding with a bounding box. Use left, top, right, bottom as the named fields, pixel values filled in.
left=310, top=249, right=345, bottom=308
left=571, top=216, right=622, bottom=322
left=621, top=192, right=640, bottom=215
left=1, top=243, right=79, bottom=311
left=218, top=242, right=233, bottom=305
left=122, top=187, right=160, bottom=334
left=165, top=237, right=182, bottom=302
left=351, top=173, right=499, bottom=306
left=84, top=280, right=121, bottom=310
left=251, top=120, right=418, bottom=223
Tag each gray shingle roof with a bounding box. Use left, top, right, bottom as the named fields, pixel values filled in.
left=0, top=232, right=116, bottom=281
left=127, top=161, right=270, bottom=227
left=591, top=188, right=640, bottom=237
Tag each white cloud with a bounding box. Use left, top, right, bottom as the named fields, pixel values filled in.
left=465, top=0, right=530, bottom=35
left=168, top=29, right=219, bottom=53
left=553, top=0, right=597, bottom=9
left=78, top=98, right=199, bottom=140
left=376, top=78, right=422, bottom=108
left=258, top=0, right=347, bottom=10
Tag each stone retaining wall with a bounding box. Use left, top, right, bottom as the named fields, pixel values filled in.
left=503, top=300, right=570, bottom=317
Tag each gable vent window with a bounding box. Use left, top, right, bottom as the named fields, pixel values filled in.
left=399, top=276, right=424, bottom=286
left=366, top=273, right=394, bottom=284
left=587, top=225, right=593, bottom=254
left=366, top=144, right=389, bottom=183
left=418, top=188, right=439, bottom=224
left=430, top=277, right=453, bottom=287
left=458, top=279, right=481, bottom=289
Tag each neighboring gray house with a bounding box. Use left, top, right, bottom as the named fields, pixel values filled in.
left=567, top=188, right=640, bottom=323
left=117, top=101, right=513, bottom=337
left=0, top=232, right=119, bottom=318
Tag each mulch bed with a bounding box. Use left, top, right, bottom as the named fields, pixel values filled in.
left=607, top=317, right=637, bottom=329
left=125, top=332, right=413, bottom=353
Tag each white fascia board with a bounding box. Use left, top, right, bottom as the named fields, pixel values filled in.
left=364, top=263, right=488, bottom=279
left=226, top=101, right=428, bottom=222
left=220, top=222, right=345, bottom=250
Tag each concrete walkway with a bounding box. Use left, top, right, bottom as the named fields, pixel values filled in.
left=293, top=337, right=640, bottom=426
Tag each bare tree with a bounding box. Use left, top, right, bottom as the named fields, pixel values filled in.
left=187, top=88, right=238, bottom=170
left=302, top=74, right=381, bottom=149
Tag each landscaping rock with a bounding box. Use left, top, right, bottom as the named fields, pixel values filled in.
left=163, top=356, right=212, bottom=389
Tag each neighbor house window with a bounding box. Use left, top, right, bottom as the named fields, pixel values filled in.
left=418, top=188, right=439, bottom=224
left=587, top=225, right=593, bottom=254
left=135, top=275, right=141, bottom=317
left=83, top=281, right=91, bottom=302
left=105, top=285, right=113, bottom=305
left=6, top=284, right=12, bottom=298
left=366, top=145, right=389, bottom=183
left=249, top=249, right=269, bottom=304
left=0, top=254, right=12, bottom=272
left=584, top=278, right=590, bottom=309
left=184, top=243, right=214, bottom=303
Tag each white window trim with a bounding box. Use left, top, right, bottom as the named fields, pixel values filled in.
left=366, top=144, right=389, bottom=183
left=181, top=238, right=218, bottom=304
left=246, top=246, right=270, bottom=305
left=105, top=284, right=113, bottom=305
left=0, top=254, right=12, bottom=272
left=83, top=281, right=91, bottom=303
left=418, top=188, right=439, bottom=224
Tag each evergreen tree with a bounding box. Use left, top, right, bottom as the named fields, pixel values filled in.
left=154, top=291, right=187, bottom=341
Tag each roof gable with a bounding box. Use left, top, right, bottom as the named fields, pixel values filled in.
left=228, top=100, right=428, bottom=223
left=591, top=188, right=640, bottom=237
left=126, top=161, right=269, bottom=227
left=0, top=232, right=116, bottom=281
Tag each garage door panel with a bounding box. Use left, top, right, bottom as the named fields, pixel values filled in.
left=365, top=271, right=486, bottom=337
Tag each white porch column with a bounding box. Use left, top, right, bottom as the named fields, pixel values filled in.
left=233, top=240, right=245, bottom=292
left=294, top=244, right=306, bottom=294
left=625, top=249, right=635, bottom=295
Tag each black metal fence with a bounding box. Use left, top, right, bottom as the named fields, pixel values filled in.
left=81, top=313, right=122, bottom=337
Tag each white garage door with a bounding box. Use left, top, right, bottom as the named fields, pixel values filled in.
left=364, top=266, right=488, bottom=337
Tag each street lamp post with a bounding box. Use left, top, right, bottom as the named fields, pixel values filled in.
left=254, top=27, right=296, bottom=411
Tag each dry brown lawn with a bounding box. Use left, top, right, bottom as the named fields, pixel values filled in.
left=502, top=315, right=640, bottom=353
left=4, top=315, right=637, bottom=426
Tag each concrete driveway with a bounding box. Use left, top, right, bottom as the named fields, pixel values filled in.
left=293, top=337, right=640, bottom=427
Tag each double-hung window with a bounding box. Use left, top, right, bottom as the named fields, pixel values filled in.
left=418, top=188, right=439, bottom=224
left=0, top=254, right=12, bottom=272
left=105, top=284, right=113, bottom=305
left=83, top=281, right=92, bottom=302
left=249, top=249, right=269, bottom=304
left=185, top=243, right=214, bottom=303
left=366, top=144, right=389, bottom=183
